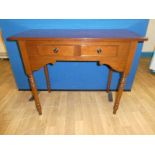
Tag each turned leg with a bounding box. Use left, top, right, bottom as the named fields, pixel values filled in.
left=107, top=68, right=113, bottom=102
left=28, top=74, right=42, bottom=115
left=44, top=65, right=51, bottom=93
left=113, top=73, right=126, bottom=114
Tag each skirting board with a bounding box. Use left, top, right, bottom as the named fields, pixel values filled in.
left=141, top=52, right=154, bottom=58
left=0, top=52, right=8, bottom=58
left=141, top=51, right=155, bottom=74
left=19, top=89, right=131, bottom=91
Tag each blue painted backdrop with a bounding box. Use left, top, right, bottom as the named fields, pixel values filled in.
left=0, top=19, right=148, bottom=90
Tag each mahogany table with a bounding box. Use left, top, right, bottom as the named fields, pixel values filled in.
left=8, top=29, right=147, bottom=115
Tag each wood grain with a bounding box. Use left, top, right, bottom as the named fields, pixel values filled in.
left=106, top=68, right=113, bottom=93
left=44, top=65, right=51, bottom=93
left=113, top=73, right=126, bottom=114
left=0, top=58, right=155, bottom=134
left=28, top=74, right=42, bottom=115
left=8, top=29, right=147, bottom=41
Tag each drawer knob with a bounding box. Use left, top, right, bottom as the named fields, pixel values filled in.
left=53, top=48, right=59, bottom=53
left=97, top=48, right=102, bottom=54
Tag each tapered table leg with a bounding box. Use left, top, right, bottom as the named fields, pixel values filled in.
left=28, top=74, right=42, bottom=115
left=113, top=73, right=126, bottom=114
left=107, top=68, right=113, bottom=102
left=44, top=65, right=51, bottom=93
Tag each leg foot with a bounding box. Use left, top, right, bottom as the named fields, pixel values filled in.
left=108, top=91, right=113, bottom=102
left=113, top=105, right=118, bottom=114
left=29, top=91, right=40, bottom=101
left=29, top=95, right=35, bottom=102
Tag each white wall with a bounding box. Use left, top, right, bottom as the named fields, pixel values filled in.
left=0, top=31, right=8, bottom=58
left=142, top=19, right=155, bottom=52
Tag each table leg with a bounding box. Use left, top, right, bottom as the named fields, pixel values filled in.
left=113, top=73, right=126, bottom=114
left=29, top=91, right=40, bottom=101
left=28, top=74, right=42, bottom=115
left=44, top=65, right=51, bottom=93
left=107, top=68, right=113, bottom=102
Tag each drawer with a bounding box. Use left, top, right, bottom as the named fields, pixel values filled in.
left=81, top=45, right=118, bottom=57
left=37, top=45, right=75, bottom=56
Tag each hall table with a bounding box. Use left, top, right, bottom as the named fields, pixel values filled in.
left=8, top=29, right=147, bottom=115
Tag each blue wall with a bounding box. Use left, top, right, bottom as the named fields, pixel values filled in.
left=0, top=19, right=148, bottom=90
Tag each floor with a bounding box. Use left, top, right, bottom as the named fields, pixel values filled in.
left=0, top=58, right=155, bottom=134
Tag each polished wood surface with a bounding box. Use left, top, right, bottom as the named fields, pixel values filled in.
left=28, top=74, right=42, bottom=115
left=8, top=29, right=147, bottom=41
left=8, top=29, right=147, bottom=115
left=113, top=73, right=126, bottom=114
left=0, top=58, right=155, bottom=134
left=106, top=68, right=113, bottom=93
left=38, top=45, right=75, bottom=56
left=44, top=65, right=51, bottom=93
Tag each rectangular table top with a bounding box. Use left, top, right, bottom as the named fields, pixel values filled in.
left=8, top=29, right=147, bottom=41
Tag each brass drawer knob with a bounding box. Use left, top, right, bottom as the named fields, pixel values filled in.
left=97, top=48, right=102, bottom=54
left=53, top=48, right=59, bottom=53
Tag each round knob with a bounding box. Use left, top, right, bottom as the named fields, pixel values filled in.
left=97, top=48, right=102, bottom=54
left=53, top=48, right=59, bottom=53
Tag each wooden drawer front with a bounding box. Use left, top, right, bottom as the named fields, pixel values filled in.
left=37, top=45, right=75, bottom=56
left=81, top=45, right=118, bottom=57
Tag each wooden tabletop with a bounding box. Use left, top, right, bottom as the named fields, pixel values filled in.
left=8, top=29, right=147, bottom=41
